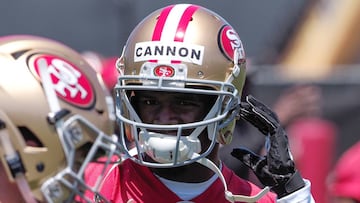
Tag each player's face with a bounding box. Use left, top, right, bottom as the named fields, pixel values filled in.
left=134, top=91, right=210, bottom=127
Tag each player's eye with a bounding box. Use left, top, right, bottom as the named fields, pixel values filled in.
left=141, top=98, right=158, bottom=106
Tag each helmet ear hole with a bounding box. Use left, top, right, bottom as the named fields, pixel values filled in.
left=217, top=130, right=233, bottom=145
left=217, top=119, right=236, bottom=145
left=18, top=126, right=43, bottom=147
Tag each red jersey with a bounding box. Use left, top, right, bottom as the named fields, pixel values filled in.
left=84, top=159, right=276, bottom=203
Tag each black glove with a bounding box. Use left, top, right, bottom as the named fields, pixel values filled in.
left=231, top=95, right=305, bottom=198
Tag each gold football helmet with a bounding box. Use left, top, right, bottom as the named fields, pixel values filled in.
left=115, top=4, right=271, bottom=202
left=0, top=35, right=121, bottom=202
left=116, top=3, right=246, bottom=167
left=115, top=4, right=269, bottom=202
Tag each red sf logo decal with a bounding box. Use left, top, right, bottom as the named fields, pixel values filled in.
left=33, top=55, right=94, bottom=108
left=218, top=25, right=244, bottom=61
left=153, top=65, right=175, bottom=77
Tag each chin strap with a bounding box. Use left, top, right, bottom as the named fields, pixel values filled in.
left=0, top=121, right=38, bottom=203
left=194, top=154, right=270, bottom=203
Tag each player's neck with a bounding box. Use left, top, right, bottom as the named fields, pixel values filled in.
left=151, top=162, right=216, bottom=183
left=150, top=150, right=220, bottom=183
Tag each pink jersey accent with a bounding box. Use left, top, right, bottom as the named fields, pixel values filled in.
left=84, top=158, right=276, bottom=203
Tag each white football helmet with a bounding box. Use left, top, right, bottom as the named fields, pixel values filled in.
left=0, top=35, right=122, bottom=203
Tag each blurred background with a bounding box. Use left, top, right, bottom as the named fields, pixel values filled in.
left=1, top=0, right=360, bottom=202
